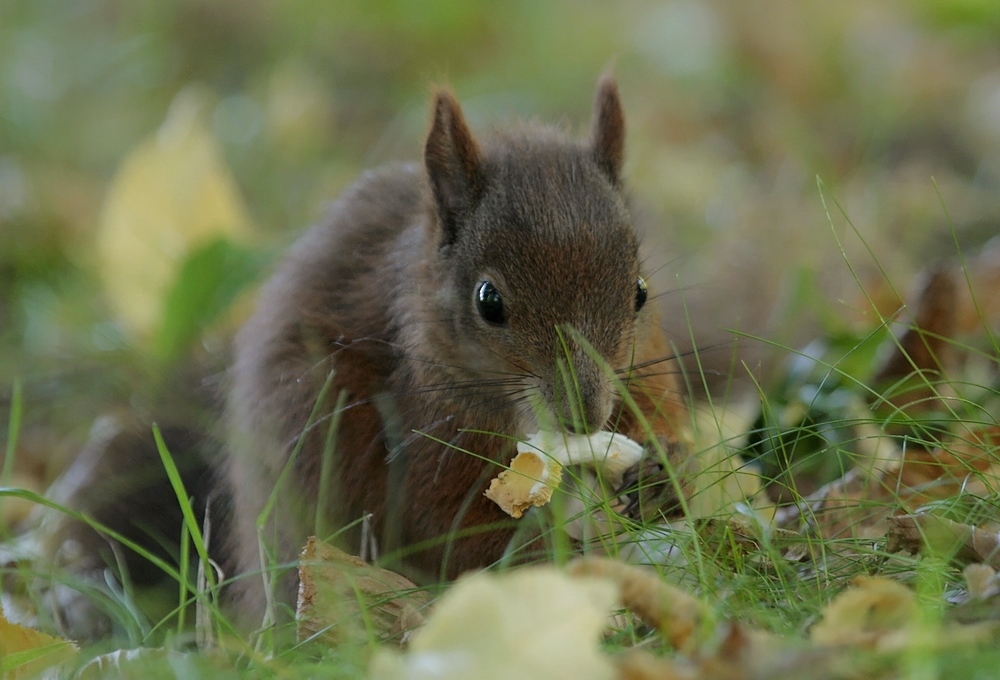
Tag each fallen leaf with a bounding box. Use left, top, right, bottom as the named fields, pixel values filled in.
left=368, top=566, right=618, bottom=680
left=886, top=513, right=1000, bottom=566
left=963, top=564, right=999, bottom=600
left=614, top=650, right=695, bottom=680
left=955, top=234, right=1000, bottom=336
left=777, top=427, right=1000, bottom=540
left=774, top=455, right=903, bottom=540
left=871, top=265, right=957, bottom=416
left=686, top=403, right=762, bottom=519
left=871, top=236, right=1000, bottom=417
left=297, top=537, right=430, bottom=647
left=0, top=606, right=76, bottom=679
left=568, top=557, right=711, bottom=654
left=810, top=576, right=917, bottom=650
left=96, top=86, right=253, bottom=343
left=947, top=564, right=1000, bottom=625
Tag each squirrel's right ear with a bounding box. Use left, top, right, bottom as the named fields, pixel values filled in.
left=425, top=89, right=483, bottom=248
left=590, top=74, right=625, bottom=186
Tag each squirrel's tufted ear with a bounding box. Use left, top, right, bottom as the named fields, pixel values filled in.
left=425, top=89, right=483, bottom=249
left=590, top=74, right=625, bottom=186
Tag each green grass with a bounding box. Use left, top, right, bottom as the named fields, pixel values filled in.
left=2, top=321, right=1000, bottom=678
left=7, top=217, right=1000, bottom=676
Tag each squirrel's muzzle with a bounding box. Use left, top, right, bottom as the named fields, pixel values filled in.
left=552, top=347, right=616, bottom=435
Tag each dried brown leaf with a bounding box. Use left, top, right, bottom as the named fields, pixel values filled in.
left=872, top=234, right=1000, bottom=417
left=369, top=566, right=618, bottom=680
left=810, top=576, right=917, bottom=650
left=956, top=235, right=1000, bottom=335
left=96, top=87, right=253, bottom=341
left=886, top=514, right=1000, bottom=566
left=948, top=564, right=1000, bottom=626
left=778, top=426, right=1000, bottom=540
left=615, top=650, right=698, bottom=680
left=963, top=564, right=1000, bottom=600
left=872, top=266, right=957, bottom=409
left=615, top=620, right=842, bottom=680
left=296, top=537, right=430, bottom=646
left=568, top=557, right=711, bottom=654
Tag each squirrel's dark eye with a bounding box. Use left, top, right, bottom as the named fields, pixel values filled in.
left=476, top=281, right=506, bottom=325
left=635, top=276, right=648, bottom=312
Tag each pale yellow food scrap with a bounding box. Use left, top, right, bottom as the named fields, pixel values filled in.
left=486, top=430, right=646, bottom=518
left=484, top=450, right=562, bottom=519
left=520, top=431, right=643, bottom=485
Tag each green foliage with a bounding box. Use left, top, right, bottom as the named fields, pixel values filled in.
left=916, top=0, right=1000, bottom=32
left=155, top=238, right=266, bottom=364
left=746, top=331, right=885, bottom=493
left=2, top=378, right=22, bottom=490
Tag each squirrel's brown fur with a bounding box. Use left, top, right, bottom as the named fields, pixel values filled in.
left=222, top=75, right=687, bottom=619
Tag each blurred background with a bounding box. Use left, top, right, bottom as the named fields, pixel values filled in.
left=3, top=0, right=1000, bottom=503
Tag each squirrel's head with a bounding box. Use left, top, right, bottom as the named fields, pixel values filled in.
left=422, top=76, right=652, bottom=436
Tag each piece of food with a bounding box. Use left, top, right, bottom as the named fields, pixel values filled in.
left=485, top=431, right=644, bottom=518
left=519, top=431, right=644, bottom=485
left=484, top=449, right=563, bottom=519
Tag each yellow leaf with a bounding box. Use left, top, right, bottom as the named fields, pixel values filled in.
left=96, top=86, right=253, bottom=341
left=687, top=402, right=761, bottom=518
left=296, top=537, right=430, bottom=646
left=369, top=567, right=618, bottom=680
left=264, top=60, right=333, bottom=156
left=810, top=576, right=917, bottom=649
left=0, top=607, right=77, bottom=679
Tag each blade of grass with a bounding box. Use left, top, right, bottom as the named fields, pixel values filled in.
left=2, top=377, right=21, bottom=485
left=1, top=378, right=22, bottom=535
left=0, top=486, right=188, bottom=592
left=177, top=515, right=190, bottom=636
left=151, top=424, right=214, bottom=588
left=2, top=378, right=22, bottom=489
left=254, top=367, right=337, bottom=642
left=315, top=389, right=348, bottom=540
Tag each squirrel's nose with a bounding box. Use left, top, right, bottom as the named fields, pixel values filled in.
left=564, top=417, right=600, bottom=436
left=559, top=413, right=589, bottom=435
left=575, top=393, right=614, bottom=434
left=554, top=358, right=614, bottom=435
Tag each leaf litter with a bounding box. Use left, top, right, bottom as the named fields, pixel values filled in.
left=286, top=242, right=1000, bottom=679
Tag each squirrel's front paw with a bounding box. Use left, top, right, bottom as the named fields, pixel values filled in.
left=617, top=439, right=690, bottom=522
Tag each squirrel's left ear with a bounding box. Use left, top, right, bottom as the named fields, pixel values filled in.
left=425, top=88, right=483, bottom=249
left=590, top=73, right=625, bottom=186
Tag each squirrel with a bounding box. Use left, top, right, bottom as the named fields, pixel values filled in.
left=36, top=75, right=690, bottom=636
left=222, top=74, right=689, bottom=619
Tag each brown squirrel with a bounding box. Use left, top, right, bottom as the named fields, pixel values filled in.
left=222, top=74, right=688, bottom=619
left=39, top=75, right=689, bottom=635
